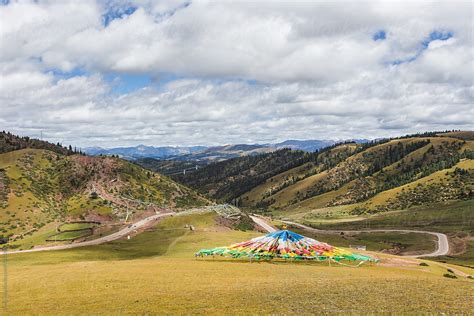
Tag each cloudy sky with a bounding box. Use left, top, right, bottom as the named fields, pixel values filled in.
left=0, top=0, right=472, bottom=147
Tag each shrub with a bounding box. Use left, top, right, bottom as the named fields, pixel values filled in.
left=443, top=273, right=457, bottom=279
left=419, top=262, right=429, bottom=267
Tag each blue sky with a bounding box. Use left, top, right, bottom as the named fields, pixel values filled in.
left=373, top=30, right=386, bottom=41
left=102, top=5, right=137, bottom=27
left=389, top=30, right=454, bottom=65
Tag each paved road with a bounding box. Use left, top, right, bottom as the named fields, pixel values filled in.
left=281, top=220, right=449, bottom=258
left=2, top=212, right=174, bottom=255
left=249, top=215, right=277, bottom=233
left=249, top=216, right=449, bottom=258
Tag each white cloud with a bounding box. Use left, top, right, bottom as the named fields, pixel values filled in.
left=0, top=0, right=472, bottom=147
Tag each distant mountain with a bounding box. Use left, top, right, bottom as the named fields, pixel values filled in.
left=84, top=145, right=206, bottom=160
left=272, top=140, right=336, bottom=152
left=170, top=144, right=274, bottom=162
left=84, top=139, right=369, bottom=161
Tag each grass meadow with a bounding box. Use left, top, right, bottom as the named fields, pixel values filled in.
left=2, top=212, right=473, bottom=314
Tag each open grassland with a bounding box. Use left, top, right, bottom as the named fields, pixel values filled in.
left=3, top=212, right=473, bottom=314
left=7, top=222, right=58, bottom=250
left=436, top=240, right=474, bottom=267
left=4, top=256, right=473, bottom=315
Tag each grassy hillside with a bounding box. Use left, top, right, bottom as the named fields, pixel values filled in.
left=438, top=130, right=474, bottom=140
left=0, top=149, right=209, bottom=244
left=175, top=142, right=364, bottom=203
left=189, top=134, right=471, bottom=214
left=260, top=137, right=468, bottom=209
left=240, top=143, right=359, bottom=207
left=5, top=212, right=473, bottom=314
left=174, top=148, right=311, bottom=201
left=350, top=159, right=474, bottom=214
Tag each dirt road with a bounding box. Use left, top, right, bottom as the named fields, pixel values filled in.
left=3, top=212, right=174, bottom=255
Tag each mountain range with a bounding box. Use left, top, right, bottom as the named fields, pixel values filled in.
left=84, top=139, right=368, bottom=161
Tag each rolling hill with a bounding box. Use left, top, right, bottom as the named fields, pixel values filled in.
left=0, top=144, right=210, bottom=245
left=172, top=148, right=314, bottom=202
left=173, top=132, right=474, bottom=214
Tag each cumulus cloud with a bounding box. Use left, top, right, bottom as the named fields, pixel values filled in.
left=0, top=0, right=472, bottom=147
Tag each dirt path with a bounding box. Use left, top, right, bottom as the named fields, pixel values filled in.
left=2, top=212, right=175, bottom=255
left=249, top=216, right=449, bottom=258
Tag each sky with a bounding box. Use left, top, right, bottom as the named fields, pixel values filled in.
left=0, top=0, right=473, bottom=148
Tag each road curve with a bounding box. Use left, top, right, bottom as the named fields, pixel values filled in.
left=281, top=221, right=449, bottom=258
left=249, top=217, right=449, bottom=258
left=2, top=212, right=174, bottom=255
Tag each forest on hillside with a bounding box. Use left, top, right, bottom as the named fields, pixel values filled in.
left=0, top=131, right=78, bottom=155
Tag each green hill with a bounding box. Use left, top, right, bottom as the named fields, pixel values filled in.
left=173, top=148, right=312, bottom=202
left=173, top=133, right=473, bottom=214
left=0, top=148, right=209, bottom=245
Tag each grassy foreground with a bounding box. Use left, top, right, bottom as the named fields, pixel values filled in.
left=2, top=213, right=473, bottom=314
left=5, top=257, right=473, bottom=315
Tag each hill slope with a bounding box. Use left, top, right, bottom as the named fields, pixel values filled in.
left=173, top=133, right=473, bottom=213
left=173, top=148, right=313, bottom=201
left=0, top=149, right=209, bottom=243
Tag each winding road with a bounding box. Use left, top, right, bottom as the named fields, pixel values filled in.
left=3, top=212, right=174, bottom=255
left=3, top=210, right=449, bottom=258
left=249, top=216, right=449, bottom=258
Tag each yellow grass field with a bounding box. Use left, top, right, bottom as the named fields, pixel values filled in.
left=2, top=213, right=473, bottom=315
left=4, top=256, right=473, bottom=315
